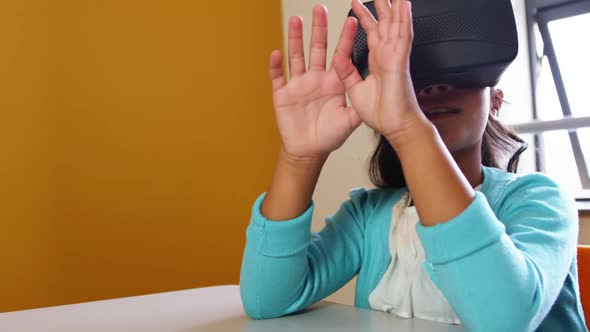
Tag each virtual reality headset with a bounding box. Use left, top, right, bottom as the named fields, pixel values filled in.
left=348, top=0, right=519, bottom=91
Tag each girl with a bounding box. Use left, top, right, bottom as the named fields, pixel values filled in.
left=240, top=0, right=587, bottom=331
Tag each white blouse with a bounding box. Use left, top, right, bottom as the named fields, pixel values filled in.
left=368, top=185, right=481, bottom=324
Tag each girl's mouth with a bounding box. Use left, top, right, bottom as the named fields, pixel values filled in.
left=423, top=108, right=461, bottom=121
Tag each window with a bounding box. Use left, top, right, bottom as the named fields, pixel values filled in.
left=516, top=0, right=590, bottom=205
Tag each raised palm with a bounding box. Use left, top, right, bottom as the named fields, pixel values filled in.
left=270, top=5, right=362, bottom=160
left=332, top=0, right=423, bottom=143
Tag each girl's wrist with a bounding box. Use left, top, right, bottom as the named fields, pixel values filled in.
left=278, top=147, right=329, bottom=173
left=385, top=117, right=436, bottom=156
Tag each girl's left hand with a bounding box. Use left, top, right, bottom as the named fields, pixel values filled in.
left=333, top=0, right=428, bottom=147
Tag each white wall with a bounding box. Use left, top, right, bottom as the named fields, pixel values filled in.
left=580, top=214, right=590, bottom=244
left=280, top=0, right=587, bottom=305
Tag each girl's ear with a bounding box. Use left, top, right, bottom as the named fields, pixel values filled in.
left=491, top=88, right=504, bottom=116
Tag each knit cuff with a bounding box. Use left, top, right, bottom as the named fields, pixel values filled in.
left=416, top=192, right=505, bottom=265
left=247, top=192, right=314, bottom=257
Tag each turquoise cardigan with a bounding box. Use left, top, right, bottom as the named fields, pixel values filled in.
left=240, top=166, right=587, bottom=331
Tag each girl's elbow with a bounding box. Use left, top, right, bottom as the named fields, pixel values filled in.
left=240, top=284, right=264, bottom=319
left=459, top=284, right=544, bottom=331
left=464, top=307, right=538, bottom=332
left=470, top=295, right=543, bottom=331
left=242, top=302, right=266, bottom=320
left=240, top=294, right=261, bottom=320
left=242, top=301, right=287, bottom=320
left=240, top=285, right=286, bottom=320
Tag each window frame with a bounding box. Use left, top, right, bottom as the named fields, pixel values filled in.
left=519, top=0, right=590, bottom=209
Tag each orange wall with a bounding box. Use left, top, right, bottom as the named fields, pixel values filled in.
left=0, top=0, right=282, bottom=312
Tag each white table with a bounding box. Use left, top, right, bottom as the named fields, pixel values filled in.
left=0, top=285, right=465, bottom=331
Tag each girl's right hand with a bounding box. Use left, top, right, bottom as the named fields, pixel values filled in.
left=270, top=5, right=362, bottom=162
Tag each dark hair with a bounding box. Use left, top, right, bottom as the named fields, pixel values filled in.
left=368, top=88, right=528, bottom=188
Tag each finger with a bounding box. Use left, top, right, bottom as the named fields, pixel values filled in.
left=374, top=0, right=391, bottom=21
left=333, top=52, right=364, bottom=92
left=398, top=1, right=413, bottom=55
left=309, top=4, right=329, bottom=71
left=331, top=17, right=357, bottom=69
left=387, top=0, right=399, bottom=40
left=288, top=16, right=306, bottom=77
left=375, top=0, right=393, bottom=39
left=269, top=50, right=287, bottom=93
left=351, top=0, right=378, bottom=43
left=333, top=36, right=364, bottom=93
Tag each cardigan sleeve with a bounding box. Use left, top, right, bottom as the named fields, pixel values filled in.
left=240, top=189, right=371, bottom=319
left=416, top=173, right=578, bottom=331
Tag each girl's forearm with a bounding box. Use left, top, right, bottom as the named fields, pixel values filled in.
left=387, top=122, right=475, bottom=226
left=261, top=148, right=327, bottom=221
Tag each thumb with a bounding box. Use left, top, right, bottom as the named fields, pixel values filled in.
left=332, top=53, right=364, bottom=94
left=331, top=16, right=364, bottom=93
left=346, top=106, right=363, bottom=130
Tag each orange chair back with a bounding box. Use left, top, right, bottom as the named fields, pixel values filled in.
left=578, top=245, right=590, bottom=324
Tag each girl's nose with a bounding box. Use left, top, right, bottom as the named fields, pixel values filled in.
left=417, top=83, right=454, bottom=98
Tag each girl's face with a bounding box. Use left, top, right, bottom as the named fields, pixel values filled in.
left=416, top=84, right=494, bottom=154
